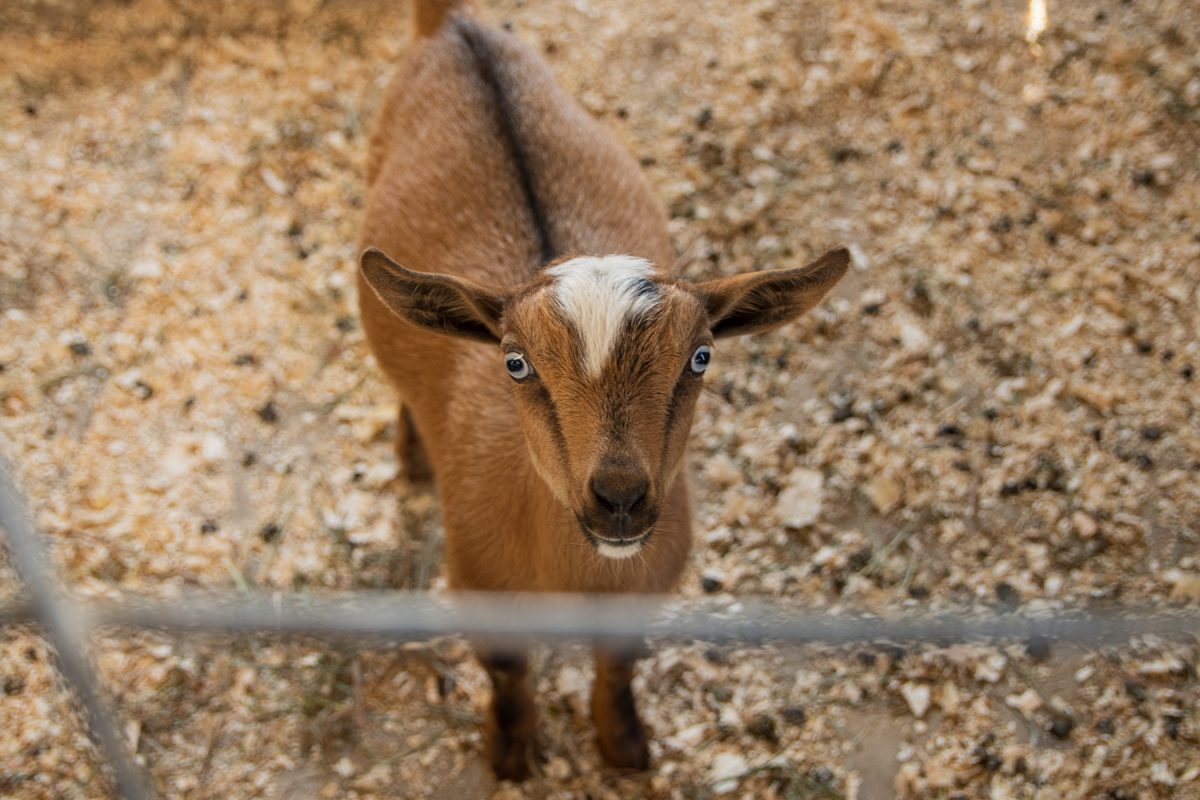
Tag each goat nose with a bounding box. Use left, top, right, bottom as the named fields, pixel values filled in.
left=590, top=469, right=648, bottom=515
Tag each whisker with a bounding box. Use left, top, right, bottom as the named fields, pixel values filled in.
left=636, top=546, right=651, bottom=584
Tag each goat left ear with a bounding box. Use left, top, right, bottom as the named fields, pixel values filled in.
left=360, top=248, right=507, bottom=344
left=694, top=248, right=850, bottom=339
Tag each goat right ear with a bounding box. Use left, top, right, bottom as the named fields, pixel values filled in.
left=694, top=248, right=850, bottom=339
left=360, top=248, right=507, bottom=344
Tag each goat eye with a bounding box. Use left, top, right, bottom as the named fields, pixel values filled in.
left=505, top=352, right=532, bottom=380
left=688, top=345, right=711, bottom=374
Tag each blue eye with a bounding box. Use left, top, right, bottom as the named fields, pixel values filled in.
left=689, top=345, right=711, bottom=374
left=505, top=352, right=532, bottom=380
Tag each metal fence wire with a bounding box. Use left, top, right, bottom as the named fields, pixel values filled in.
left=1, top=461, right=1197, bottom=800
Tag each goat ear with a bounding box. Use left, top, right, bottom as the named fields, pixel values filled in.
left=694, top=248, right=850, bottom=339
left=360, top=248, right=507, bottom=344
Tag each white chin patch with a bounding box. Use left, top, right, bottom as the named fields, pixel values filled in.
left=596, top=541, right=643, bottom=560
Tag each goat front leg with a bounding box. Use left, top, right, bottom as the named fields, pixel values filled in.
left=479, top=649, right=539, bottom=781
left=592, top=647, right=650, bottom=770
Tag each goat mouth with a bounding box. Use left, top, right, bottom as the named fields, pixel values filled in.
left=587, top=530, right=650, bottom=560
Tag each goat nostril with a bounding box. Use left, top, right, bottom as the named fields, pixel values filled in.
left=590, top=474, right=648, bottom=515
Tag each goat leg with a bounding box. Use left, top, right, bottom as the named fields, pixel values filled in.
left=479, top=648, right=539, bottom=781
left=591, top=647, right=650, bottom=770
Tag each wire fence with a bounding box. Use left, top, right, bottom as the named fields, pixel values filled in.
left=1, top=460, right=1198, bottom=800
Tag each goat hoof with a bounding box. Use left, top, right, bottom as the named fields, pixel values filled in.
left=488, top=731, right=539, bottom=782
left=597, top=721, right=650, bottom=771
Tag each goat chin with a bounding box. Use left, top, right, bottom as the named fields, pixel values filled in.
left=596, top=541, right=645, bottom=561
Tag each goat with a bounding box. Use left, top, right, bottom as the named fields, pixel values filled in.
left=357, top=0, right=848, bottom=780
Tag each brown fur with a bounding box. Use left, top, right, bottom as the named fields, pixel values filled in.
left=357, top=0, right=848, bottom=779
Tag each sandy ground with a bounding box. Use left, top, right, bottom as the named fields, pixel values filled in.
left=1, top=0, right=1198, bottom=797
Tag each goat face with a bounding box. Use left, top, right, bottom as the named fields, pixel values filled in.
left=360, top=247, right=849, bottom=560
left=500, top=256, right=710, bottom=557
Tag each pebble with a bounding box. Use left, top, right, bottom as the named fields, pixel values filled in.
left=894, top=314, right=931, bottom=353
left=864, top=473, right=901, bottom=514
left=939, top=683, right=961, bottom=716
left=709, top=752, right=748, bottom=794
left=1047, top=713, right=1074, bottom=740
left=1150, top=762, right=1176, bottom=786
left=995, top=582, right=1020, bottom=609
left=700, top=570, right=725, bottom=594
left=1005, top=689, right=1042, bottom=717
left=200, top=433, right=227, bottom=463
left=1165, top=571, right=1200, bottom=603
left=776, top=468, right=823, bottom=528
left=780, top=706, right=807, bottom=727
left=1025, top=635, right=1052, bottom=662
left=130, top=257, right=163, bottom=278
left=900, top=683, right=932, bottom=718
left=705, top=453, right=742, bottom=487
left=1124, top=680, right=1148, bottom=703
left=1071, top=511, right=1099, bottom=539
left=744, top=713, right=777, bottom=744
left=544, top=756, right=571, bottom=781
left=257, top=400, right=279, bottom=423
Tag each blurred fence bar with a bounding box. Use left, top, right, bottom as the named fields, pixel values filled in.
left=2, top=464, right=1198, bottom=800
left=2, top=590, right=1198, bottom=649
left=0, top=462, right=155, bottom=800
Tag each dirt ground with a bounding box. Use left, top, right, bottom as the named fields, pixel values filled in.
left=1, top=0, right=1198, bottom=798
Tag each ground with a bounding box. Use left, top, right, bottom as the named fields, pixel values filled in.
left=1, top=0, right=1198, bottom=798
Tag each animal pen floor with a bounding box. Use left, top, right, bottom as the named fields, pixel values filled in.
left=1, top=0, right=1198, bottom=798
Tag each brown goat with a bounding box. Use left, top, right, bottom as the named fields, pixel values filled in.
left=357, top=0, right=848, bottom=780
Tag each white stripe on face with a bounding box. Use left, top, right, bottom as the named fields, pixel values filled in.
left=545, top=255, right=659, bottom=377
